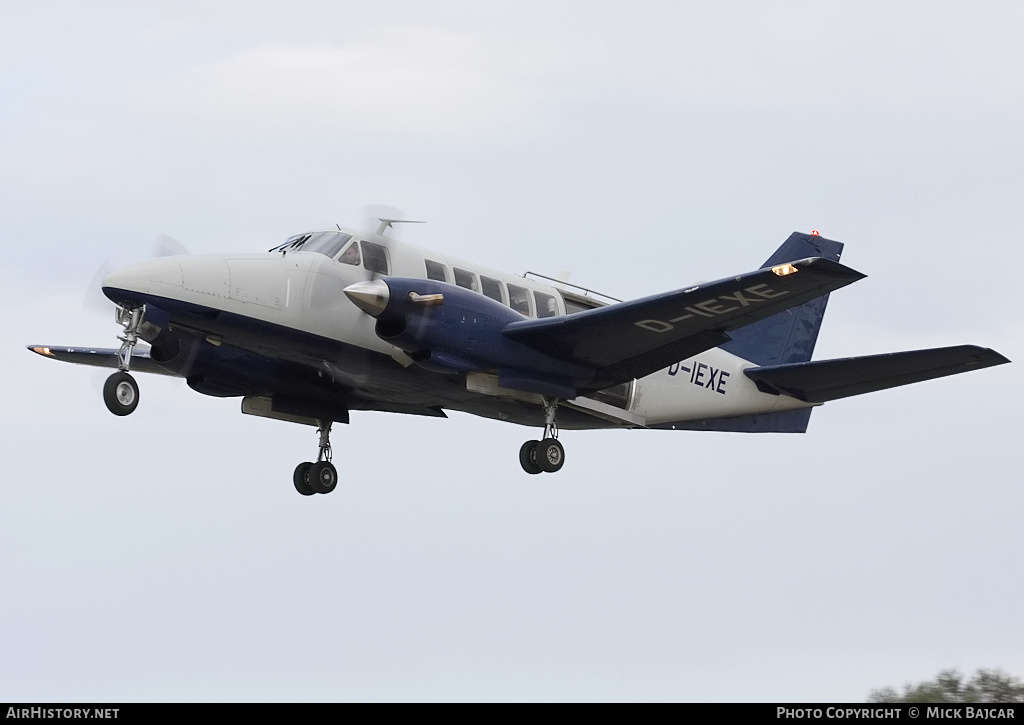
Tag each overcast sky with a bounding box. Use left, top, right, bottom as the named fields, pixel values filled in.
left=2, top=1, right=1022, bottom=702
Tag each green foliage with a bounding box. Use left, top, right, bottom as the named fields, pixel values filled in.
left=868, top=669, right=1024, bottom=703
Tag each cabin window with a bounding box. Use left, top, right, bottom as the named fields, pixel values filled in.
left=337, top=239, right=360, bottom=266
left=508, top=284, right=533, bottom=316
left=361, top=240, right=389, bottom=275
left=535, top=291, right=558, bottom=318
left=480, top=276, right=505, bottom=304
left=563, top=296, right=600, bottom=315
left=453, top=267, right=479, bottom=292
left=425, top=259, right=448, bottom=282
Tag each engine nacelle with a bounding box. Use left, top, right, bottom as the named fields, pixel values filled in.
left=347, top=277, right=526, bottom=372
left=344, top=278, right=590, bottom=399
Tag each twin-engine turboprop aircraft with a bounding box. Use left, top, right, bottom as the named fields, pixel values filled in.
left=28, top=222, right=1009, bottom=495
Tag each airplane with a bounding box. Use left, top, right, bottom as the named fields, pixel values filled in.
left=28, top=222, right=1009, bottom=496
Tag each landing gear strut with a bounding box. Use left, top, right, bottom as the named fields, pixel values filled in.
left=103, top=306, right=145, bottom=416
left=520, top=397, right=565, bottom=475
left=294, top=418, right=339, bottom=496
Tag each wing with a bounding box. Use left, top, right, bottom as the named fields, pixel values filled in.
left=503, top=257, right=865, bottom=387
left=743, top=345, right=1010, bottom=403
left=26, top=345, right=180, bottom=377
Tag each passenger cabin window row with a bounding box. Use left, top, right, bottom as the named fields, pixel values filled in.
left=426, top=259, right=558, bottom=318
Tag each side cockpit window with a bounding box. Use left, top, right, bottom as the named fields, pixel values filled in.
left=337, top=239, right=361, bottom=266
left=361, top=240, right=390, bottom=275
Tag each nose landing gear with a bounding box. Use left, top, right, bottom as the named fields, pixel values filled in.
left=103, top=306, right=145, bottom=416
left=519, top=397, right=566, bottom=475
left=294, top=419, right=339, bottom=496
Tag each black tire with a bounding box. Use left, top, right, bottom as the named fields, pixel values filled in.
left=519, top=440, right=542, bottom=475
left=308, top=461, right=338, bottom=494
left=537, top=438, right=565, bottom=473
left=103, top=372, right=139, bottom=416
left=293, top=462, right=315, bottom=496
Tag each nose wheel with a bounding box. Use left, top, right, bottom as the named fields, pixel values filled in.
left=103, top=371, right=139, bottom=416
left=519, top=398, right=566, bottom=474
left=294, top=419, right=339, bottom=496
left=103, top=305, right=145, bottom=417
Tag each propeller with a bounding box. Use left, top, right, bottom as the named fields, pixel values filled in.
left=153, top=233, right=188, bottom=258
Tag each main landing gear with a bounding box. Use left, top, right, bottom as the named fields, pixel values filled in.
left=519, top=397, right=565, bottom=475
left=293, top=419, right=339, bottom=496
left=103, top=306, right=144, bottom=416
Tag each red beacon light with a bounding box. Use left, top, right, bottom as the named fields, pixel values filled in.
left=811, top=230, right=820, bottom=236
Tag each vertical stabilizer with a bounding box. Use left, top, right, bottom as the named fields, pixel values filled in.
left=719, top=232, right=844, bottom=366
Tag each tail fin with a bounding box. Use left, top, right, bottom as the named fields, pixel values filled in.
left=720, top=232, right=845, bottom=366
left=668, top=232, right=842, bottom=433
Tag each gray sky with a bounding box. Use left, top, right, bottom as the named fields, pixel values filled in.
left=2, top=0, right=1021, bottom=702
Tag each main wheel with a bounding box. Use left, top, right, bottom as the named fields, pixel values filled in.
left=519, top=440, right=542, bottom=475
left=103, top=372, right=139, bottom=416
left=537, top=438, right=565, bottom=473
left=308, top=461, right=338, bottom=494
left=293, top=462, right=315, bottom=496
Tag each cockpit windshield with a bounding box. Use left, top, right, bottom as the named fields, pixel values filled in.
left=269, top=233, right=310, bottom=253
left=269, top=232, right=353, bottom=258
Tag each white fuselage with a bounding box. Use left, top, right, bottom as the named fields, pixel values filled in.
left=102, top=228, right=812, bottom=428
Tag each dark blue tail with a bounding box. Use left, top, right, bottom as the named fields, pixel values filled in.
left=656, top=232, right=844, bottom=433
left=719, top=232, right=844, bottom=366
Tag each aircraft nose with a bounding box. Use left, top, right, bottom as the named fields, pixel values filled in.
left=344, top=280, right=390, bottom=317
left=101, top=257, right=183, bottom=306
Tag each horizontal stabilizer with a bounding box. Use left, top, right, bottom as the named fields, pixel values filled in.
left=744, top=345, right=1010, bottom=403
left=504, top=256, right=865, bottom=387
left=26, top=345, right=179, bottom=377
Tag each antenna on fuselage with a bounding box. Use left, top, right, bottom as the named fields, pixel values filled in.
left=375, top=218, right=426, bottom=236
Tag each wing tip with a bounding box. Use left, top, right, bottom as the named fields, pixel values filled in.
left=972, top=346, right=1011, bottom=366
